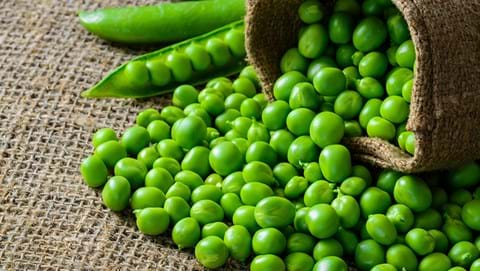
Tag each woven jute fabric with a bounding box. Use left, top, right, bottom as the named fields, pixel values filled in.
left=246, top=0, right=480, bottom=173
left=0, top=0, right=247, bottom=270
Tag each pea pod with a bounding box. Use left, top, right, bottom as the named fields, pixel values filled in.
left=82, top=20, right=246, bottom=98
left=79, top=0, right=245, bottom=44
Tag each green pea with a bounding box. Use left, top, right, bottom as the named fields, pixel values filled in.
left=80, top=155, right=108, bottom=188
left=136, top=109, right=162, bottom=127
left=418, top=252, right=451, bottom=271
left=352, top=164, right=373, bottom=185
left=340, top=176, right=367, bottom=197
left=146, top=120, right=170, bottom=143
left=367, top=116, right=396, bottom=140
left=343, top=66, right=360, bottom=89
left=358, top=51, right=388, bottom=77
left=240, top=98, right=262, bottom=120
left=344, top=120, right=363, bottom=137
left=252, top=228, right=286, bottom=255
left=198, top=87, right=224, bottom=102
left=289, top=82, right=320, bottom=110
left=402, top=79, right=413, bottom=102
left=271, top=163, right=296, bottom=187
left=145, top=59, right=171, bottom=87
left=246, top=141, right=277, bottom=167
left=334, top=0, right=361, bottom=16
left=165, top=52, right=193, bottom=82
left=293, top=207, right=310, bottom=233
left=298, top=0, right=324, bottom=23
left=287, top=232, right=316, bottom=254
left=307, top=56, right=336, bottom=81
left=204, top=173, right=222, bottom=186
left=220, top=193, right=242, bottom=219
left=92, top=128, right=117, bottom=148
left=286, top=108, right=316, bottom=136
left=284, top=253, right=314, bottom=271
left=396, top=40, right=416, bottom=68
left=164, top=196, right=190, bottom=224
left=200, top=94, right=225, bottom=116
left=284, top=176, right=309, bottom=199
left=380, top=96, right=409, bottom=124
left=386, top=204, right=414, bottom=233
left=385, top=244, right=418, bottom=271
left=255, top=196, right=296, bottom=229
left=230, top=116, right=252, bottom=137
left=334, top=90, right=363, bottom=120
left=394, top=175, right=432, bottom=212
left=114, top=157, right=147, bottom=190
left=444, top=204, right=463, bottom=221
left=220, top=171, right=244, bottom=195
left=310, top=111, right=345, bottom=148
left=405, top=228, right=435, bottom=255
left=101, top=176, right=131, bottom=211
left=387, top=46, right=398, bottom=66
left=298, top=24, right=328, bottom=58
left=353, top=16, right=387, bottom=52
left=352, top=51, right=365, bottom=66
left=184, top=103, right=203, bottom=116
left=153, top=157, right=181, bottom=176
left=303, top=162, right=322, bottom=183
left=376, top=169, right=402, bottom=194
left=209, top=141, right=243, bottom=176
left=356, top=77, right=385, bottom=99
left=371, top=264, right=397, bottom=271
left=172, top=85, right=199, bottom=108
left=329, top=12, right=354, bottom=44
left=205, top=38, right=231, bottom=66
left=124, top=61, right=149, bottom=88
left=160, top=106, right=186, bottom=125
left=428, top=229, right=449, bottom=253
left=335, top=44, right=356, bottom=68
left=247, top=121, right=270, bottom=143
left=233, top=77, right=256, bottom=98
left=335, top=227, right=358, bottom=256
left=332, top=195, right=361, bottom=229
left=366, top=214, right=397, bottom=245
left=190, top=199, right=224, bottom=225
left=243, top=162, right=276, bottom=187
left=157, top=139, right=184, bottom=162
left=387, top=14, right=410, bottom=45
left=386, top=67, right=413, bottom=96
left=450, top=189, right=473, bottom=207
left=288, top=136, right=320, bottom=168
left=448, top=267, right=467, bottom=271
left=191, top=184, right=222, bottom=203
left=253, top=93, right=268, bottom=109
left=472, top=259, right=480, bottom=271
left=240, top=182, right=274, bottom=206
left=172, top=217, right=201, bottom=249
left=225, top=28, right=246, bottom=57
left=201, top=222, right=228, bottom=239
left=121, top=126, right=150, bottom=155
left=313, top=67, right=346, bottom=96
left=281, top=48, right=308, bottom=74
left=210, top=79, right=234, bottom=97
left=137, top=146, right=159, bottom=169
left=224, top=225, right=252, bottom=261
left=448, top=241, right=479, bottom=267
left=404, top=131, right=416, bottom=155
left=360, top=187, right=392, bottom=217
left=174, top=170, right=203, bottom=190
left=134, top=207, right=169, bottom=236
left=462, top=200, right=480, bottom=231
left=319, top=144, right=352, bottom=183
left=270, top=130, right=295, bottom=161
left=273, top=71, right=307, bottom=101
left=261, top=102, right=290, bottom=132
left=145, top=167, right=174, bottom=193
left=306, top=204, right=339, bottom=238
left=233, top=205, right=260, bottom=234
left=250, top=255, right=286, bottom=271
left=313, top=238, right=343, bottom=260
left=448, top=161, right=480, bottom=188
left=166, top=182, right=191, bottom=201
left=313, top=256, right=348, bottom=271
left=239, top=66, right=260, bottom=89
left=185, top=43, right=211, bottom=71
left=355, top=239, right=385, bottom=271
left=181, top=146, right=211, bottom=178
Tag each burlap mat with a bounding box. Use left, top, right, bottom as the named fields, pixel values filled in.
left=0, top=0, right=245, bottom=269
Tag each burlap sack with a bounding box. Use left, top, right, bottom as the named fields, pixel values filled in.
left=246, top=0, right=480, bottom=173
left=0, top=0, right=247, bottom=269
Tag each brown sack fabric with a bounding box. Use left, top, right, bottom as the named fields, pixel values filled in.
left=246, top=0, right=480, bottom=173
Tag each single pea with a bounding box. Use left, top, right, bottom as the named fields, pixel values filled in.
left=101, top=176, right=131, bottom=211
left=174, top=170, right=203, bottom=190
left=329, top=12, right=354, bottom=44
left=222, top=171, right=245, bottom=195
left=355, top=239, right=385, bottom=271
left=198, top=87, right=224, bottom=102
left=114, top=157, right=147, bottom=190
left=332, top=195, right=361, bottom=229
left=319, top=144, right=352, bottom=183
left=335, top=227, right=358, bottom=256
left=428, top=229, right=449, bottom=253
left=344, top=120, right=363, bottom=137
left=124, top=61, right=149, bottom=88
left=298, top=24, right=328, bottom=58
left=353, top=16, right=387, bottom=52
left=134, top=207, right=169, bottom=236
left=307, top=56, right=336, bottom=81
left=270, top=129, right=295, bottom=161
left=289, top=82, right=320, bottom=110
left=136, top=109, right=162, bottom=128
left=386, top=204, right=415, bottom=233
left=367, top=116, right=396, bottom=140
left=334, top=90, right=363, bottom=120
left=190, top=200, right=224, bottom=225
left=172, top=217, right=201, bottom=249
left=224, top=129, right=243, bottom=141
left=200, top=94, right=225, bottom=116
left=396, top=40, right=416, bottom=68
left=405, top=228, right=435, bottom=255
left=137, top=146, right=159, bottom=169
left=201, top=222, right=228, bottom=239
left=239, top=66, right=260, bottom=89
left=284, top=176, right=309, bottom=199
left=313, top=67, right=346, bottom=96
left=366, top=214, right=398, bottom=245
left=233, top=205, right=260, bottom=234
left=402, top=79, right=413, bottom=102
left=448, top=161, right=480, bottom=188
left=287, top=232, right=316, bottom=254
left=250, top=255, right=286, bottom=271
left=356, top=77, right=385, bottom=99
left=92, top=128, right=117, bottom=148
left=205, top=38, right=231, bottom=66
left=247, top=121, right=270, bottom=143
left=286, top=108, right=316, bottom=136
left=225, top=28, right=246, bottom=58
left=172, top=85, right=198, bottom=109
left=306, top=203, right=339, bottom=238
left=336, top=44, right=356, bottom=68
left=80, top=155, right=108, bottom=188
left=246, top=141, right=277, bottom=167
left=313, top=256, right=348, bottom=271
left=450, top=189, right=472, bottom=206
left=431, top=187, right=449, bottom=209
left=204, top=173, right=222, bottom=186
left=358, top=99, right=383, bottom=131
left=210, top=80, right=234, bottom=98
left=185, top=43, right=211, bottom=71
left=253, top=93, right=268, bottom=109
left=418, top=252, right=452, bottom=271
left=224, top=225, right=252, bottom=262
left=153, top=157, right=181, bottom=176
left=121, top=126, right=150, bottom=155
left=191, top=184, right=222, bottom=203
left=360, top=187, right=392, bottom=217
left=387, top=14, right=410, bottom=45
left=94, top=140, right=127, bottom=169
left=240, top=98, right=262, bottom=120
left=220, top=193, right=242, bottom=219
left=145, top=59, right=171, bottom=87
left=293, top=207, right=310, bottom=233
left=231, top=116, right=253, bottom=137
left=340, top=176, right=367, bottom=197
left=146, top=120, right=170, bottom=143
left=181, top=146, right=210, bottom=178
left=157, top=139, right=184, bottom=162
left=165, top=182, right=191, bottom=202
left=303, top=162, right=322, bottom=183
left=298, top=0, right=324, bottom=23
left=273, top=71, right=308, bottom=101
left=380, top=96, right=410, bottom=124
left=448, top=241, right=479, bottom=267
left=376, top=169, right=402, bottom=194
left=240, top=182, right=274, bottom=206
left=386, top=67, right=413, bottom=96
left=394, top=175, right=432, bottom=212
left=358, top=51, right=388, bottom=78
left=309, top=111, right=344, bottom=148
left=130, top=186, right=165, bottom=210
left=343, top=66, right=360, bottom=89
left=194, top=236, right=229, bottom=269
left=371, top=264, right=397, bottom=271
left=385, top=244, right=418, bottom=271
left=352, top=164, right=373, bottom=185
left=285, top=253, right=314, bottom=271
left=281, top=48, right=308, bottom=74
left=164, top=196, right=190, bottom=224
left=160, top=106, right=186, bottom=125
left=232, top=77, right=256, bottom=98
left=252, top=228, right=286, bottom=255
left=272, top=163, right=298, bottom=188
left=288, top=136, right=320, bottom=168
left=255, top=196, right=296, bottom=229
left=313, top=238, right=343, bottom=260
left=145, top=167, right=174, bottom=193
left=462, top=200, right=480, bottom=231
left=209, top=141, right=243, bottom=176
left=404, top=131, right=416, bottom=155
left=165, top=52, right=193, bottom=82
left=387, top=46, right=399, bottom=66
left=187, top=107, right=212, bottom=127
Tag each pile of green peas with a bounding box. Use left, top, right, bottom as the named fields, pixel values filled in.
left=278, top=0, right=416, bottom=155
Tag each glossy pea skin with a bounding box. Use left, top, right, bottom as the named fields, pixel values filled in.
left=94, top=140, right=128, bottom=169
left=121, top=126, right=150, bottom=155
left=146, top=120, right=171, bottom=143
left=270, top=130, right=295, bottom=161
left=371, top=264, right=397, bottom=271
left=240, top=98, right=262, bottom=120
left=353, top=16, right=387, bottom=52
left=298, top=24, right=328, bottom=59
left=205, top=38, right=231, bottom=67
left=243, top=161, right=276, bottom=186
left=137, top=146, right=159, bottom=169
left=281, top=48, right=308, bottom=74
left=313, top=67, right=346, bottom=96
left=444, top=218, right=473, bottom=245
left=387, top=14, right=410, bottom=45
left=355, top=239, right=385, bottom=271
left=418, top=252, right=452, bottom=271
left=396, top=40, right=416, bottom=68
left=294, top=207, right=310, bottom=233
left=289, top=82, right=320, bottom=110
left=164, top=196, right=190, bottom=224
left=250, top=254, right=286, bottom=271
left=190, top=200, right=224, bottom=225
left=284, top=254, right=314, bottom=271
left=334, top=90, right=364, bottom=120
left=448, top=241, right=479, bottom=267
left=200, top=94, right=225, bottom=116
left=114, top=157, right=148, bottom=190
left=313, top=256, right=348, bottom=271
left=273, top=71, right=308, bottom=101
left=191, top=184, right=223, bottom=203
left=360, top=187, right=392, bottom=217
left=124, top=61, right=149, bottom=88
left=313, top=238, right=343, bottom=260
left=366, top=214, right=397, bottom=245
left=298, top=0, right=324, bottom=23
left=153, top=157, right=181, bottom=176
left=310, top=111, right=345, bottom=148
left=145, top=167, right=174, bottom=193
left=161, top=106, right=185, bottom=126
left=386, top=204, right=414, bottom=233
left=386, top=244, right=418, bottom=271
left=306, top=204, right=339, bottom=238
left=332, top=195, right=361, bottom=229
left=252, top=227, right=287, bottom=255
left=380, top=96, right=410, bottom=124
left=359, top=98, right=382, bottom=129
left=335, top=45, right=356, bottom=68
left=386, top=67, right=414, bottom=96
left=246, top=141, right=277, bottom=167
left=101, top=176, right=131, bottom=211
left=185, top=44, right=211, bottom=72
left=216, top=108, right=240, bottom=133
left=343, top=66, right=360, bottom=88
left=307, top=57, right=336, bottom=81
left=146, top=59, right=171, bottom=87
left=174, top=170, right=203, bottom=190
left=284, top=176, right=309, bottom=199
left=194, top=236, right=229, bottom=269
left=224, top=225, right=251, bottom=262
left=80, top=155, right=108, bottom=188
left=209, top=141, right=243, bottom=176
left=329, top=12, right=354, bottom=44
left=130, top=187, right=166, bottom=210
left=367, top=116, right=396, bottom=140
left=405, top=228, right=435, bottom=255
left=344, top=120, right=362, bottom=137
left=335, top=228, right=358, bottom=256
left=233, top=77, right=256, bottom=98
left=221, top=171, right=245, bottom=195
left=233, top=205, right=260, bottom=234
left=394, top=175, right=432, bottom=212
left=352, top=164, right=373, bottom=185
left=181, top=146, right=211, bottom=178
left=220, top=193, right=242, bottom=219
left=448, top=161, right=480, bottom=188
left=303, top=162, right=322, bottom=183
left=358, top=51, right=388, bottom=78
left=287, top=232, right=316, bottom=254
left=239, top=66, right=260, bottom=88
left=273, top=163, right=299, bottom=187
left=204, top=173, right=222, bottom=186
left=201, top=222, right=228, bottom=239
left=340, top=176, right=367, bottom=197
left=414, top=208, right=443, bottom=230
left=171, top=116, right=207, bottom=149
left=172, top=85, right=198, bottom=109
left=165, top=52, right=193, bottom=82
left=376, top=169, right=402, bottom=194
left=356, top=77, right=385, bottom=99
left=157, top=139, right=184, bottom=162
left=166, top=182, right=191, bottom=201
left=261, top=101, right=290, bottom=131
left=462, top=200, right=480, bottom=230
left=288, top=136, right=320, bottom=168
left=92, top=128, right=117, bottom=148
left=225, top=28, right=246, bottom=58
left=255, top=196, right=296, bottom=229
left=230, top=116, right=252, bottom=137
left=319, top=144, right=352, bottom=183
left=240, top=182, right=274, bottom=206
left=135, top=207, right=170, bottom=236
left=286, top=108, right=316, bottom=136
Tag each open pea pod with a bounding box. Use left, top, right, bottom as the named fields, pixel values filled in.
left=82, top=20, right=246, bottom=98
